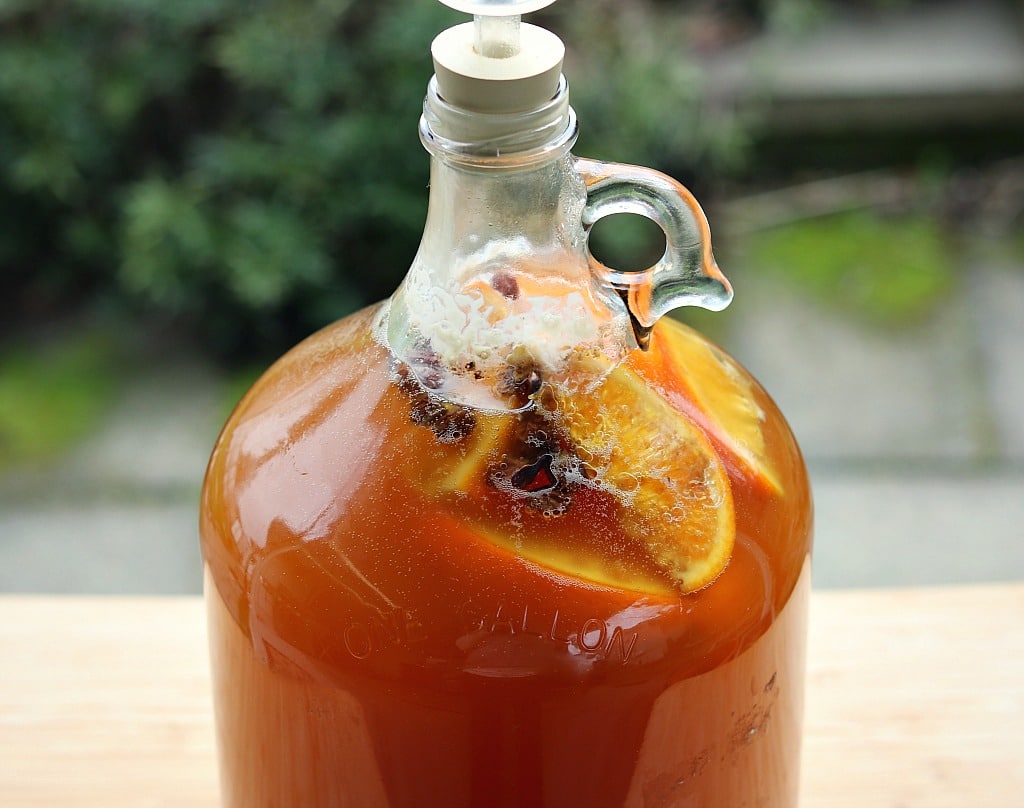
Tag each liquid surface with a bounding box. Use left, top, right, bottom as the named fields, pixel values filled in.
left=200, top=304, right=813, bottom=807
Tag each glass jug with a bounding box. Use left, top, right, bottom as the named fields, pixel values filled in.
left=200, top=3, right=812, bottom=805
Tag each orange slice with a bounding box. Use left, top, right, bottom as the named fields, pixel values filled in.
left=398, top=346, right=736, bottom=593
left=425, top=412, right=511, bottom=495
left=554, top=365, right=735, bottom=592
left=654, top=320, right=784, bottom=496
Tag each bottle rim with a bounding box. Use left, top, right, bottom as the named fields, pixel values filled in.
left=419, top=75, right=578, bottom=170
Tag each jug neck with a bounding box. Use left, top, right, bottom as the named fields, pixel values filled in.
left=383, top=79, right=634, bottom=410
left=416, top=73, right=587, bottom=265
left=415, top=136, right=590, bottom=293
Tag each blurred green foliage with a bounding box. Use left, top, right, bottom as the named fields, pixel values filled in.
left=741, top=211, right=955, bottom=325
left=0, top=0, right=752, bottom=359
left=564, top=1, right=755, bottom=175
left=0, top=330, right=118, bottom=467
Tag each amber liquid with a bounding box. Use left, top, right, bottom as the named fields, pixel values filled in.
left=201, top=305, right=813, bottom=807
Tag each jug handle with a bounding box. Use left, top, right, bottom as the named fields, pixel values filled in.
left=576, top=157, right=733, bottom=348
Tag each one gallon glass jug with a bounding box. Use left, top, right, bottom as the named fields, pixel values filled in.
left=200, top=2, right=813, bottom=805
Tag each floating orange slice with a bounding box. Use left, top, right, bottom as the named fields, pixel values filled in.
left=399, top=335, right=737, bottom=593
left=649, top=319, right=784, bottom=496
left=554, top=364, right=735, bottom=593
left=425, top=413, right=511, bottom=496
left=412, top=403, right=678, bottom=595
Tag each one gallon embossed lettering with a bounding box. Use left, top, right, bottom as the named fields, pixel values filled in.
left=200, top=2, right=813, bottom=805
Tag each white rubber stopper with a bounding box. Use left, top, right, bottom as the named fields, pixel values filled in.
left=432, top=20, right=565, bottom=113
left=432, top=0, right=564, bottom=113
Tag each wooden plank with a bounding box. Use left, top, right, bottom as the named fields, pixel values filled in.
left=801, top=584, right=1024, bottom=807
left=0, top=598, right=217, bottom=808
left=1, top=584, right=1021, bottom=806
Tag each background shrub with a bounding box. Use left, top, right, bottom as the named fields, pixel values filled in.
left=0, top=0, right=753, bottom=359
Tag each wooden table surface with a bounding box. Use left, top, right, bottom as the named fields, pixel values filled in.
left=1, top=583, right=1021, bottom=807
